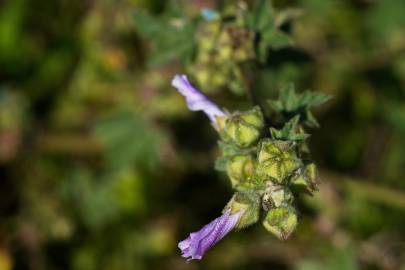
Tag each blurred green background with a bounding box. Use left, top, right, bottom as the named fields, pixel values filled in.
left=0, top=0, right=404, bottom=269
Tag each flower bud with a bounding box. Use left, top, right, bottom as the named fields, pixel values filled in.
left=199, top=21, right=221, bottom=51
left=240, top=106, right=264, bottom=129
left=217, top=31, right=233, bottom=61
left=226, top=154, right=255, bottom=189
left=257, top=140, right=300, bottom=184
left=224, top=191, right=260, bottom=229
left=290, top=163, right=319, bottom=194
left=262, top=183, right=294, bottom=210
left=306, top=163, right=317, bottom=184
left=216, top=106, right=264, bottom=148
left=263, top=205, right=298, bottom=240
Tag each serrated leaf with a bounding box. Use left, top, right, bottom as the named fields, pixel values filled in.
left=267, top=31, right=292, bottom=49
left=305, top=110, right=320, bottom=128
left=133, top=9, right=196, bottom=66
left=270, top=128, right=283, bottom=139
left=267, top=84, right=331, bottom=128
left=245, top=0, right=275, bottom=31
left=289, top=133, right=310, bottom=141
left=300, top=91, right=332, bottom=107
left=133, top=10, right=162, bottom=38
left=270, top=115, right=309, bottom=141
left=245, top=0, right=291, bottom=61
left=268, top=99, right=284, bottom=112
left=94, top=111, right=165, bottom=171
left=278, top=84, right=297, bottom=112
left=259, top=29, right=292, bottom=60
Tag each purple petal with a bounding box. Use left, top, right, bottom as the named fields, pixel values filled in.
left=178, top=211, right=242, bottom=260
left=171, top=74, right=226, bottom=123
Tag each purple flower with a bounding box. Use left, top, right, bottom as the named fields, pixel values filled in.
left=171, top=74, right=226, bottom=123
left=178, top=210, right=242, bottom=260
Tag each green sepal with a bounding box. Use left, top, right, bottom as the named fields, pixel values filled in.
left=263, top=205, right=298, bottom=240
left=262, top=183, right=294, bottom=210
left=256, top=139, right=301, bottom=184
left=215, top=141, right=255, bottom=172
left=216, top=106, right=264, bottom=148
left=290, top=163, right=319, bottom=195
left=226, top=155, right=256, bottom=189
left=235, top=121, right=261, bottom=147
left=215, top=141, right=240, bottom=171
left=224, top=191, right=261, bottom=229
left=239, top=106, right=264, bottom=129
left=214, top=157, right=228, bottom=172
left=257, top=140, right=293, bottom=163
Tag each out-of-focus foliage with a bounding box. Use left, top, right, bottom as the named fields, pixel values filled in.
left=0, top=0, right=404, bottom=269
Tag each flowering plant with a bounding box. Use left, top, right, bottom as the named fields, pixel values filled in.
left=172, top=75, right=329, bottom=260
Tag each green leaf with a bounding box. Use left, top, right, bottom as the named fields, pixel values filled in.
left=218, top=140, right=244, bottom=157
left=63, top=168, right=146, bottom=230
left=245, top=0, right=292, bottom=61
left=215, top=141, right=255, bottom=172
left=295, top=245, right=359, bottom=270
left=384, top=103, right=405, bottom=134
left=214, top=156, right=228, bottom=172
left=300, top=90, right=332, bottom=108
left=94, top=111, right=165, bottom=171
left=259, top=29, right=292, bottom=60
left=267, top=84, right=331, bottom=127
left=133, top=10, right=162, bottom=38
left=249, top=0, right=275, bottom=31
left=133, top=9, right=196, bottom=66
left=305, top=110, right=320, bottom=128
left=270, top=116, right=310, bottom=141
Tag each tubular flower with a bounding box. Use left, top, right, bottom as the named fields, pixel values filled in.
left=178, top=210, right=242, bottom=260
left=171, top=74, right=226, bottom=123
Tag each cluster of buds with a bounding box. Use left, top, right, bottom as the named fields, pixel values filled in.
left=190, top=3, right=255, bottom=95
left=172, top=75, right=321, bottom=260
left=220, top=124, right=318, bottom=240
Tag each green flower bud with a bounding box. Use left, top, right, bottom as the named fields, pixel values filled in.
left=306, top=163, right=317, bottom=184
left=217, top=31, right=233, bottom=61
left=233, top=121, right=260, bottom=147
left=199, top=21, right=221, bottom=51
left=228, top=66, right=245, bottom=95
left=215, top=115, right=228, bottom=133
left=263, top=206, right=298, bottom=240
left=191, top=10, right=255, bottom=95
left=217, top=106, right=264, bottom=148
left=226, top=155, right=255, bottom=189
left=290, top=163, right=319, bottom=194
left=227, top=27, right=255, bottom=62
left=262, top=183, right=294, bottom=210
left=225, top=191, right=260, bottom=229
left=239, top=106, right=264, bottom=129
left=257, top=140, right=301, bottom=184
left=257, top=140, right=292, bottom=163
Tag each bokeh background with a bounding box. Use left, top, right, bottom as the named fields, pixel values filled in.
left=1, top=0, right=405, bottom=269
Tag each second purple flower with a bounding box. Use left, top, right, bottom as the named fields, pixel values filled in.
left=178, top=210, right=242, bottom=260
